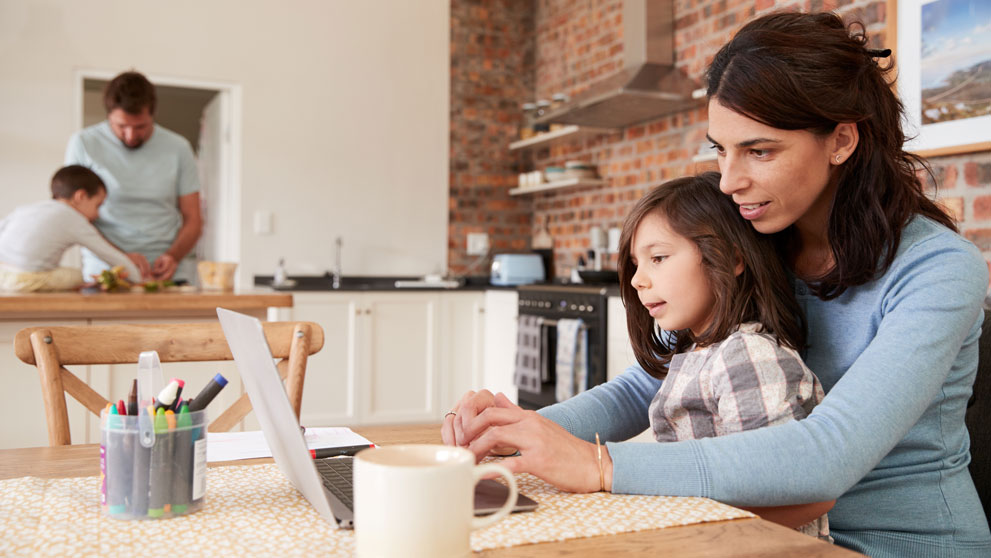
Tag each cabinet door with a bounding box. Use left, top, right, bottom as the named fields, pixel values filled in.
left=607, top=296, right=636, bottom=381
left=288, top=293, right=360, bottom=428
left=0, top=319, right=88, bottom=449
left=440, top=292, right=486, bottom=415
left=361, top=293, right=440, bottom=424
left=483, top=290, right=519, bottom=403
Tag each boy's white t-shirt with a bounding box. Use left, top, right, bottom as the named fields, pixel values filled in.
left=0, top=199, right=141, bottom=279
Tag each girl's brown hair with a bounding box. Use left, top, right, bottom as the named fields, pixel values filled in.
left=619, top=172, right=805, bottom=379
left=706, top=11, right=955, bottom=299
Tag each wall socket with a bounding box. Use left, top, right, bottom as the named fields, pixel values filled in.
left=466, top=232, right=489, bottom=256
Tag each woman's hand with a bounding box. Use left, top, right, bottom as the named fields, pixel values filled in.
left=441, top=389, right=498, bottom=448
left=446, top=391, right=611, bottom=493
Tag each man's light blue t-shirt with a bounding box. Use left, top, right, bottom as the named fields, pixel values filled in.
left=65, top=122, right=200, bottom=280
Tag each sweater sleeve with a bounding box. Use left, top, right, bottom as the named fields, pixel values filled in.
left=538, top=364, right=661, bottom=443
left=601, top=234, right=987, bottom=505
left=71, top=215, right=142, bottom=280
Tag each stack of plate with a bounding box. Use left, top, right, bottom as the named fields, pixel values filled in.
left=564, top=160, right=598, bottom=179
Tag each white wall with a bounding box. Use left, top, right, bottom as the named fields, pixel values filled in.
left=0, top=0, right=450, bottom=281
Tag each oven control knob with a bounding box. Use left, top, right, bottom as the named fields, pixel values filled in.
left=570, top=304, right=577, bottom=311
left=587, top=305, right=594, bottom=312
left=578, top=305, right=586, bottom=312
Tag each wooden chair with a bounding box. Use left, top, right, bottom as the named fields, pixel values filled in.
left=14, top=321, right=324, bottom=446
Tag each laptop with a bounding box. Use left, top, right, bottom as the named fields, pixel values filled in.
left=216, top=307, right=537, bottom=529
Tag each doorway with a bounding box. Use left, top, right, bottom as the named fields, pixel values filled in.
left=75, top=71, right=242, bottom=282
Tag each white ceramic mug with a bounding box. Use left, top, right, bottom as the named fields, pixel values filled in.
left=354, top=444, right=518, bottom=558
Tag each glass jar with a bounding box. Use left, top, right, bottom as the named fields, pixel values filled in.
left=519, top=102, right=537, bottom=140
left=534, top=100, right=552, bottom=135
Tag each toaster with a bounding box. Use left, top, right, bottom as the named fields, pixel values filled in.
left=490, top=253, right=546, bottom=286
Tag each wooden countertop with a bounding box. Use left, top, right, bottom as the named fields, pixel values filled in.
left=0, top=290, right=293, bottom=320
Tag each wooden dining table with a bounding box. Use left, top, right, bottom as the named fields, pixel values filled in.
left=0, top=423, right=863, bottom=557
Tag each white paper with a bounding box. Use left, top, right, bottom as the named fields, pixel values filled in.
left=206, top=427, right=373, bottom=462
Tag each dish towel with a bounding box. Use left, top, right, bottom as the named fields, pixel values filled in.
left=514, top=315, right=543, bottom=394
left=555, top=318, right=587, bottom=402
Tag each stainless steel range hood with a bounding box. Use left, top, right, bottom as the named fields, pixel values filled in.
left=534, top=0, right=700, bottom=129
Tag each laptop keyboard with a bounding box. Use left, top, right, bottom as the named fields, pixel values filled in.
left=314, top=457, right=354, bottom=509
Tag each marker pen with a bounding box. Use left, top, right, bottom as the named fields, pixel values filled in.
left=156, top=380, right=181, bottom=411
left=172, top=403, right=193, bottom=515
left=127, top=379, right=138, bottom=416
left=188, top=373, right=229, bottom=412
left=309, top=444, right=376, bottom=459
left=106, top=406, right=128, bottom=515
left=148, top=407, right=171, bottom=518
left=129, top=406, right=153, bottom=516
left=170, top=378, right=185, bottom=411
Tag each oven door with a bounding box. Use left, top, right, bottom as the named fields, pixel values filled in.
left=515, top=292, right=608, bottom=410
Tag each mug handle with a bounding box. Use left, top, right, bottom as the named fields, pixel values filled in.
left=470, top=463, right=518, bottom=530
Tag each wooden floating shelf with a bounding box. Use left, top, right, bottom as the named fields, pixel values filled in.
left=508, top=125, right=615, bottom=151
left=509, top=177, right=606, bottom=196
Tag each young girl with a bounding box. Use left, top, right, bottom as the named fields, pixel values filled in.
left=622, top=172, right=829, bottom=539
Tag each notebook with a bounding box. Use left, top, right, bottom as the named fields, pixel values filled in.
left=216, top=307, right=537, bottom=529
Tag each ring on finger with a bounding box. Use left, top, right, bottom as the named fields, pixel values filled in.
left=444, top=411, right=457, bottom=418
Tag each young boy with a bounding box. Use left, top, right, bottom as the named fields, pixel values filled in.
left=0, top=165, right=142, bottom=292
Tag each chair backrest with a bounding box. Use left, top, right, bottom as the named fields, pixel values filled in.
left=967, top=309, right=991, bottom=523
left=14, top=321, right=324, bottom=446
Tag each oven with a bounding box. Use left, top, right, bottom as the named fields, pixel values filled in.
left=515, top=284, right=609, bottom=410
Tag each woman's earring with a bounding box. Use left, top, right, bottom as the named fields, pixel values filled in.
left=835, top=155, right=842, bottom=163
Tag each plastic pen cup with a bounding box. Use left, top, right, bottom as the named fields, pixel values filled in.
left=100, top=408, right=208, bottom=520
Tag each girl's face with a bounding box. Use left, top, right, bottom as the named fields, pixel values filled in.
left=706, top=99, right=839, bottom=240
left=630, top=211, right=716, bottom=337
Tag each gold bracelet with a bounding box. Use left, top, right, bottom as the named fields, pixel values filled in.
left=595, top=432, right=605, bottom=492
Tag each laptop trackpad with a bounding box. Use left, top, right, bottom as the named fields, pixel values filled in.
left=474, top=479, right=539, bottom=515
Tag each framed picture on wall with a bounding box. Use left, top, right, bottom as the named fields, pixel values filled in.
left=894, top=0, right=991, bottom=156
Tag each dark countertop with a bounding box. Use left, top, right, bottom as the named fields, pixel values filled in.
left=254, top=275, right=621, bottom=296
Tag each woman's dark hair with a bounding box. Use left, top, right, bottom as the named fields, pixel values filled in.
left=103, top=71, right=157, bottom=115
left=51, top=165, right=105, bottom=200
left=618, top=172, right=806, bottom=379
left=706, top=11, right=955, bottom=299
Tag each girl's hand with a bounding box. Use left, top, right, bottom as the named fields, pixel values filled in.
left=461, top=393, right=611, bottom=493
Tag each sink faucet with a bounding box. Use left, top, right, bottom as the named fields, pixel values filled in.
left=332, top=236, right=342, bottom=289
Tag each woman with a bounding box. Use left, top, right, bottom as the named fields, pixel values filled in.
left=443, top=12, right=990, bottom=557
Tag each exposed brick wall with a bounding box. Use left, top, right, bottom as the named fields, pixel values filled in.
left=449, top=0, right=991, bottom=280
left=448, top=0, right=535, bottom=275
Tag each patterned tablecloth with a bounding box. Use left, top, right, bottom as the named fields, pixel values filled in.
left=0, top=463, right=754, bottom=557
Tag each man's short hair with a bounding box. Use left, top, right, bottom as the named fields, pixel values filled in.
left=103, top=71, right=157, bottom=115
left=51, top=165, right=106, bottom=200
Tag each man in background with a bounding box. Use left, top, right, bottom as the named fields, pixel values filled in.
left=65, top=70, right=202, bottom=282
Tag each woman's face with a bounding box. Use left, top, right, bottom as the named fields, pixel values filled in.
left=629, top=212, right=716, bottom=337
left=707, top=99, right=837, bottom=238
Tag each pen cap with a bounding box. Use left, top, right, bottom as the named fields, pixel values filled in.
left=137, top=350, right=165, bottom=448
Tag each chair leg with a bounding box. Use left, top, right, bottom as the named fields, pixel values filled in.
left=30, top=330, right=72, bottom=446
left=285, top=323, right=311, bottom=420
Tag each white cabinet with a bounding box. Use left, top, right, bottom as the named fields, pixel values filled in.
left=284, top=290, right=486, bottom=427
left=607, top=296, right=636, bottom=381
left=440, top=292, right=487, bottom=409
left=482, top=290, right=519, bottom=403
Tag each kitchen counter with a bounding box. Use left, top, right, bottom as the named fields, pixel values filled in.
left=0, top=290, right=293, bottom=320
left=253, top=274, right=617, bottom=293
